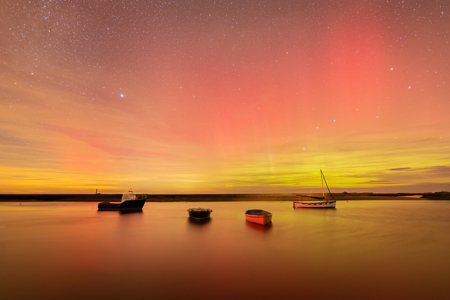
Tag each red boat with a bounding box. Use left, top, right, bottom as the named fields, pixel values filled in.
left=245, top=209, right=272, bottom=225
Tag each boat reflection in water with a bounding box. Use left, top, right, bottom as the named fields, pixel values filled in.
left=245, top=219, right=273, bottom=232
left=119, top=209, right=144, bottom=215
left=187, top=216, right=212, bottom=226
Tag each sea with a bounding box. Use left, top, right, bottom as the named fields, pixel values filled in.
left=1, top=200, right=450, bottom=300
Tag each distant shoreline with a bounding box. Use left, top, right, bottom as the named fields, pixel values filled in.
left=0, top=192, right=447, bottom=202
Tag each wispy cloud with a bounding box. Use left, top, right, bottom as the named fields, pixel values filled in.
left=388, top=167, right=412, bottom=171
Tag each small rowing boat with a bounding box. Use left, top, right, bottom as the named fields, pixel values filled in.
left=245, top=209, right=272, bottom=225
left=187, top=207, right=212, bottom=219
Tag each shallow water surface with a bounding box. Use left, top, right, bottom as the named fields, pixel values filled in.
left=1, top=200, right=450, bottom=299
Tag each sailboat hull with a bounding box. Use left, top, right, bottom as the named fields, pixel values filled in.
left=294, top=201, right=336, bottom=208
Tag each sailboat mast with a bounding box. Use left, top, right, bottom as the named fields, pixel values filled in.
left=320, top=169, right=324, bottom=198
left=321, top=170, right=335, bottom=200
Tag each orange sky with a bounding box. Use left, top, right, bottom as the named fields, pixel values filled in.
left=1, top=0, right=449, bottom=193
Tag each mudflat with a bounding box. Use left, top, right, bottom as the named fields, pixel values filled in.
left=0, top=193, right=429, bottom=202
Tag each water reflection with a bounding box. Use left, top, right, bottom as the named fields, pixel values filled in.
left=293, top=206, right=338, bottom=219
left=2, top=200, right=450, bottom=300
left=119, top=209, right=143, bottom=215
left=96, top=209, right=143, bottom=215
left=245, top=220, right=273, bottom=232
left=187, top=216, right=212, bottom=225
left=293, top=207, right=336, bottom=212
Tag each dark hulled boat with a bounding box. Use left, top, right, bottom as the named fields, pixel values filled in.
left=98, top=189, right=147, bottom=211
left=187, top=208, right=212, bottom=219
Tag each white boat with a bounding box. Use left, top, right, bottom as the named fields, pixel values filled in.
left=294, top=199, right=336, bottom=208
left=293, top=170, right=336, bottom=209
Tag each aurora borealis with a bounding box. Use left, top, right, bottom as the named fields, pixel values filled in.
left=1, top=0, right=449, bottom=193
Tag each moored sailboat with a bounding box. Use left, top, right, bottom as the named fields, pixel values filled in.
left=293, top=170, right=336, bottom=208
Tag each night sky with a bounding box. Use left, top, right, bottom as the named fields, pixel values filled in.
left=1, top=0, right=449, bottom=194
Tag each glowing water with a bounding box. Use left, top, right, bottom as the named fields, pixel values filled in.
left=1, top=200, right=450, bottom=299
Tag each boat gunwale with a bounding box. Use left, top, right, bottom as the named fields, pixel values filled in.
left=245, top=209, right=272, bottom=216
left=293, top=200, right=336, bottom=204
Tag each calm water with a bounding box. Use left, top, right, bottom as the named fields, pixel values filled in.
left=1, top=200, right=450, bottom=300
